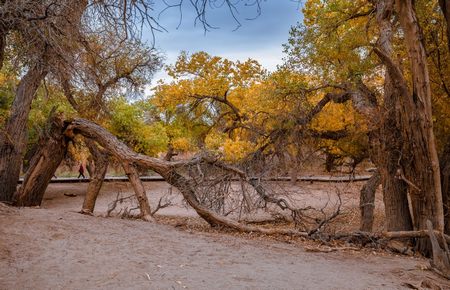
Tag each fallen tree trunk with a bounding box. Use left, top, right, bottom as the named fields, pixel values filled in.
left=65, top=118, right=311, bottom=235
left=335, top=230, right=450, bottom=247
left=67, top=118, right=450, bottom=246
left=384, top=230, right=450, bottom=244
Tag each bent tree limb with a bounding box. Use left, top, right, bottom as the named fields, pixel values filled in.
left=65, top=118, right=309, bottom=236
left=64, top=119, right=449, bottom=244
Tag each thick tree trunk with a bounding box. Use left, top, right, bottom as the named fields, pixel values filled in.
left=396, top=0, right=444, bottom=227
left=81, top=139, right=109, bottom=214
left=122, top=162, right=154, bottom=221
left=359, top=171, right=381, bottom=232
left=385, top=0, right=445, bottom=254
left=14, top=114, right=68, bottom=206
left=0, top=64, right=47, bottom=203
left=375, top=0, right=414, bottom=233
left=379, top=87, right=413, bottom=231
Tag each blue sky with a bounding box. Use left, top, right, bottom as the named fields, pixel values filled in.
left=145, top=1, right=303, bottom=84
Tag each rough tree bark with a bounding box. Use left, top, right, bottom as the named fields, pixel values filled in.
left=396, top=0, right=444, bottom=222
left=360, top=171, right=381, bottom=232
left=80, top=139, right=109, bottom=214
left=122, top=162, right=154, bottom=221
left=14, top=114, right=68, bottom=206
left=336, top=80, right=413, bottom=231
left=373, top=0, right=414, bottom=233
left=376, top=0, right=445, bottom=254
left=0, top=64, right=47, bottom=203
left=378, top=101, right=414, bottom=232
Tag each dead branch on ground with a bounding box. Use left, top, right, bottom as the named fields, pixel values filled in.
left=106, top=191, right=139, bottom=219
left=151, top=190, right=175, bottom=216
left=65, top=117, right=450, bottom=263
left=65, top=118, right=343, bottom=237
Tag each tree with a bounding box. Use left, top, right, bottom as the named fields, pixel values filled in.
left=0, top=0, right=268, bottom=205
left=0, top=1, right=86, bottom=202
left=382, top=0, right=444, bottom=251
left=152, top=51, right=267, bottom=159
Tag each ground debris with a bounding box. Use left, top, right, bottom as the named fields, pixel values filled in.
left=402, top=278, right=443, bottom=290
left=0, top=202, right=18, bottom=216
left=304, top=245, right=360, bottom=253
left=387, top=240, right=414, bottom=256
left=4, top=183, right=450, bottom=290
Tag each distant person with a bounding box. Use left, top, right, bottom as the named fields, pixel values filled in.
left=78, top=164, right=85, bottom=179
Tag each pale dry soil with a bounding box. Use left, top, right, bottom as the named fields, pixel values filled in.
left=1, top=182, right=449, bottom=290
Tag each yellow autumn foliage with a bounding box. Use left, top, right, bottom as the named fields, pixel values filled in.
left=172, top=137, right=194, bottom=152
left=205, top=132, right=227, bottom=151
left=222, top=137, right=255, bottom=162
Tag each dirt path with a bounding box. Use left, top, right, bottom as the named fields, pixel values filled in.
left=1, top=183, right=448, bottom=289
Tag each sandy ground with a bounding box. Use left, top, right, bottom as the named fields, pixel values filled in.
left=1, top=181, right=449, bottom=289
